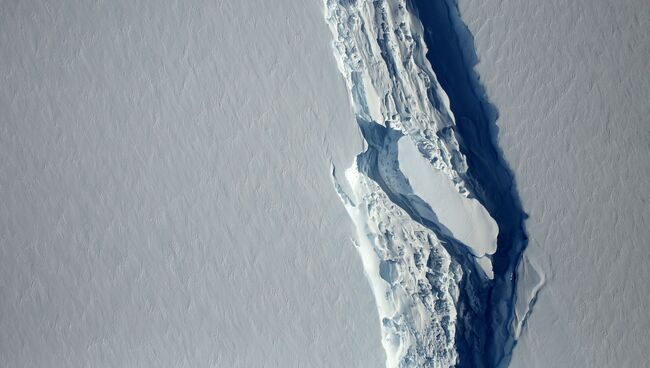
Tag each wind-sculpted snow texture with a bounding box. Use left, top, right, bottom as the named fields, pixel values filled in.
left=324, top=0, right=528, bottom=367
left=0, top=1, right=388, bottom=366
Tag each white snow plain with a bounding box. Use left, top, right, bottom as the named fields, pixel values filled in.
left=0, top=1, right=386, bottom=367
left=454, top=0, right=650, bottom=366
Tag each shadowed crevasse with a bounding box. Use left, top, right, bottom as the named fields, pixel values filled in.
left=411, top=1, right=530, bottom=367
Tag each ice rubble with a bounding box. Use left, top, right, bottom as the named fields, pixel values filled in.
left=323, top=0, right=500, bottom=366
left=334, top=164, right=461, bottom=368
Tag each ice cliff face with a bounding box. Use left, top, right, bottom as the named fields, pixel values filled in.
left=323, top=0, right=504, bottom=367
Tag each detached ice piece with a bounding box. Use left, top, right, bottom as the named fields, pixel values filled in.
left=397, top=136, right=498, bottom=258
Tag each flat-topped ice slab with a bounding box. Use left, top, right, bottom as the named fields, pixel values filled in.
left=397, top=136, right=499, bottom=258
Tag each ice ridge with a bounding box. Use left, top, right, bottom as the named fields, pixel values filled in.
left=323, top=0, right=518, bottom=367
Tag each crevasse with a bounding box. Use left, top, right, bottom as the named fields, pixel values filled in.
left=323, top=0, right=513, bottom=367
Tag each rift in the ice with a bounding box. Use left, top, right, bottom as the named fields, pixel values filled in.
left=323, top=0, right=529, bottom=366
left=412, top=0, right=529, bottom=367
left=355, top=120, right=495, bottom=366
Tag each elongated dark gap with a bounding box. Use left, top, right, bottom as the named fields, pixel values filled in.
left=410, top=1, right=529, bottom=367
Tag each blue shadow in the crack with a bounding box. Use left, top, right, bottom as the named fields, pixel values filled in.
left=411, top=1, right=529, bottom=367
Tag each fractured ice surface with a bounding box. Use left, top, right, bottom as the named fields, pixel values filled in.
left=334, top=164, right=461, bottom=368
left=323, top=0, right=505, bottom=366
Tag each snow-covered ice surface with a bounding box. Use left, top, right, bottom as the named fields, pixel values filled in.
left=0, top=1, right=387, bottom=367
left=453, top=0, right=650, bottom=366
left=4, top=0, right=645, bottom=366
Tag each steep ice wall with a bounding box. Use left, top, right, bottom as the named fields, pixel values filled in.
left=453, top=0, right=650, bottom=366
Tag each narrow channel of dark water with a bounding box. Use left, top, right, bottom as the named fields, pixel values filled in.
left=411, top=1, right=529, bottom=367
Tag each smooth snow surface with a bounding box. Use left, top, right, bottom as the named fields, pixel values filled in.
left=454, top=0, right=650, bottom=366
left=0, top=1, right=385, bottom=367
left=397, top=136, right=498, bottom=259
